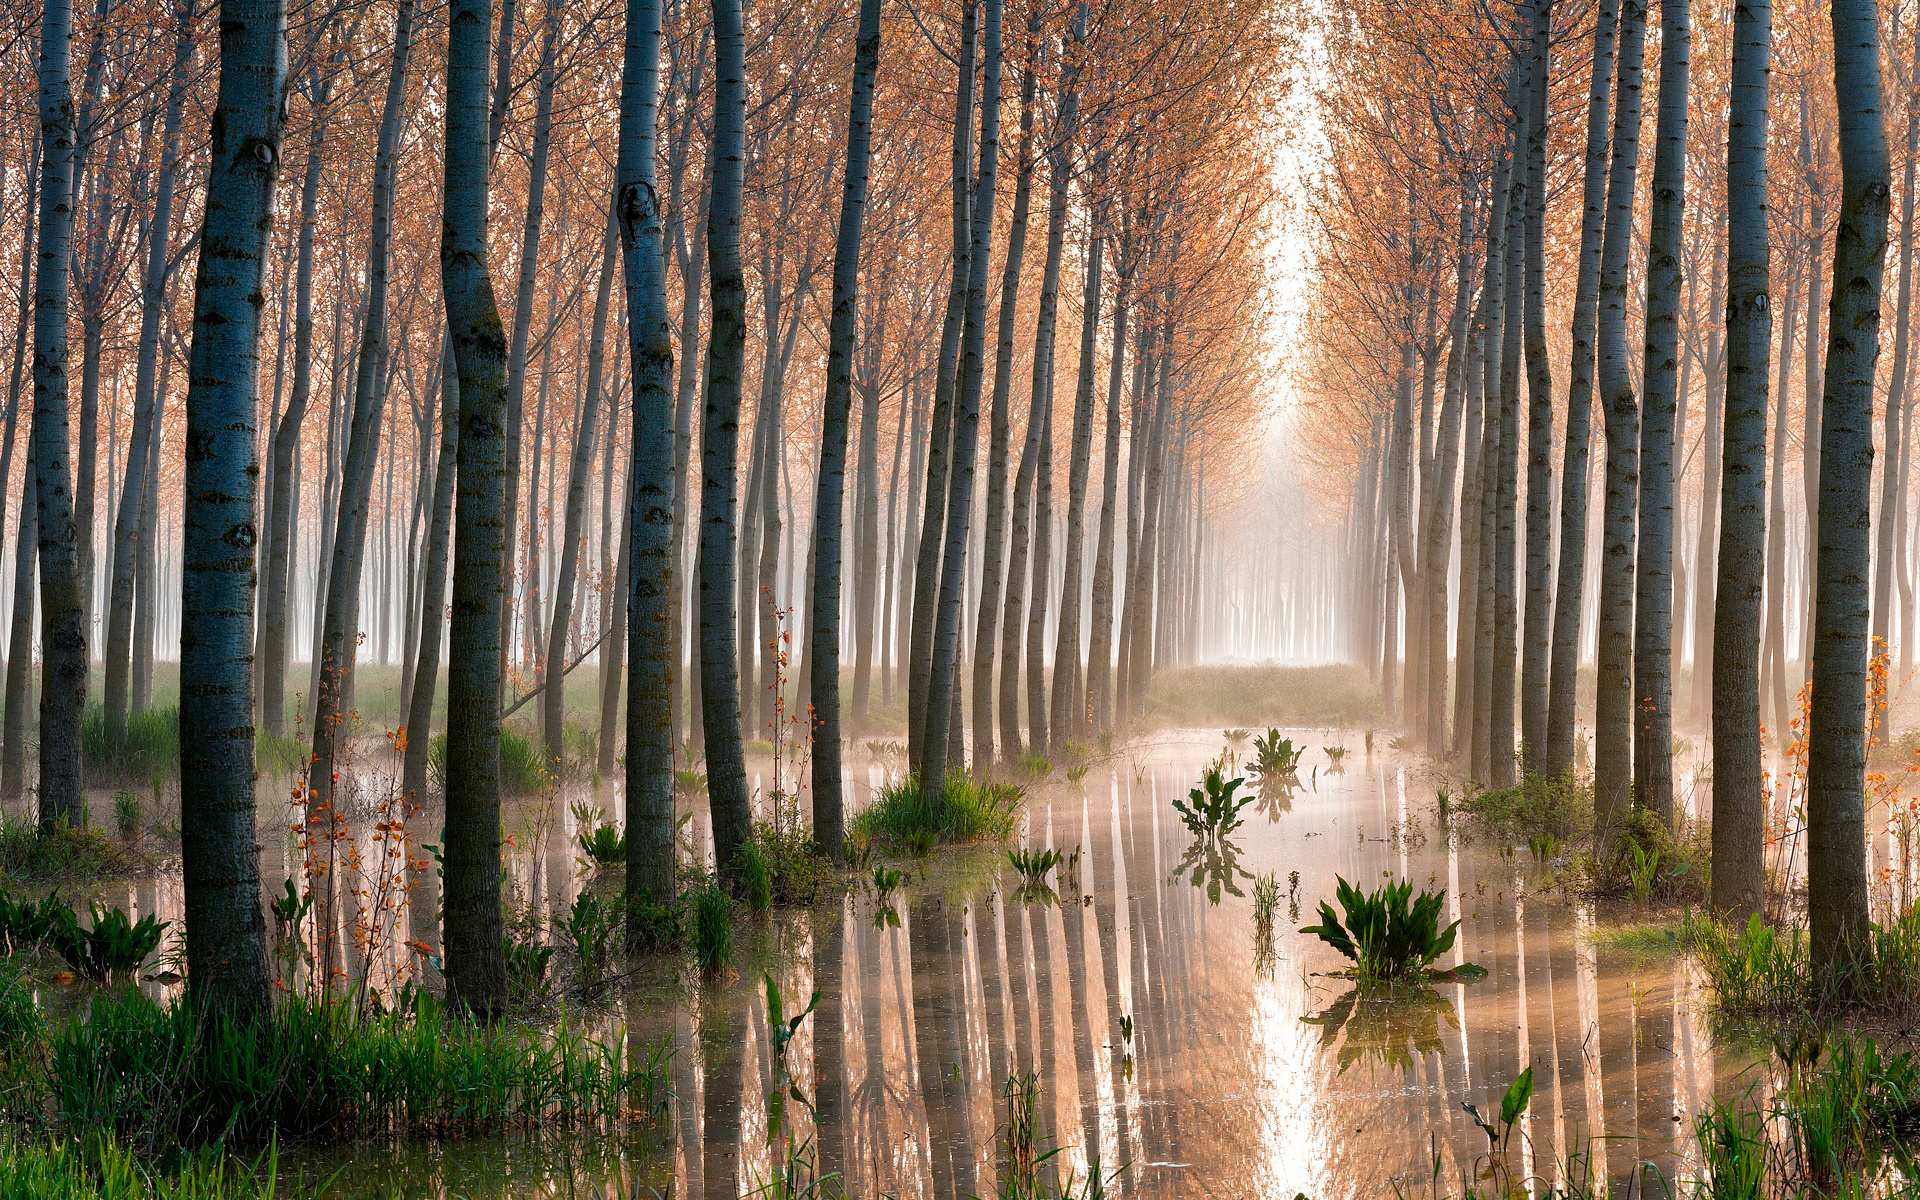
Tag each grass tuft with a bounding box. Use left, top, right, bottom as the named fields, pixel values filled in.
left=850, top=773, right=1021, bottom=852
left=81, top=706, right=179, bottom=785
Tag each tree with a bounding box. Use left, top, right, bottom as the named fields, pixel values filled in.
left=30, top=0, right=86, bottom=833
left=701, top=0, right=754, bottom=884
left=177, top=0, right=287, bottom=1017
left=1806, top=0, right=1891, bottom=972
left=441, top=0, right=514, bottom=1018
left=1712, top=0, right=1774, bottom=920
left=621, top=0, right=679, bottom=915
left=1633, top=0, right=1688, bottom=826
left=807, top=0, right=883, bottom=859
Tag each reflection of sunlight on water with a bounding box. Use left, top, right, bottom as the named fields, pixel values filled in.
left=1252, top=948, right=1332, bottom=1197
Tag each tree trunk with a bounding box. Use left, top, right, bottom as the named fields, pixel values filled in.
left=1592, top=0, right=1648, bottom=821
left=1519, top=0, right=1555, bottom=767
left=1086, top=260, right=1127, bottom=736
left=1712, top=0, right=1773, bottom=920
left=1807, top=0, right=1890, bottom=972
left=1632, top=0, right=1688, bottom=826
left=403, top=338, right=459, bottom=808
left=1536, top=0, right=1612, bottom=775
left=807, top=0, right=881, bottom=859
left=972, top=41, right=1037, bottom=763
left=177, top=0, right=286, bottom=1018
left=1873, top=102, right=1919, bottom=675
left=619, top=0, right=679, bottom=913
left=923, top=0, right=1003, bottom=791
left=701, top=0, right=753, bottom=883
left=2, top=478, right=33, bottom=802
left=1692, top=238, right=1726, bottom=727
left=1049, top=186, right=1106, bottom=752
left=440, top=0, right=513, bottom=1018
left=30, top=0, right=86, bottom=832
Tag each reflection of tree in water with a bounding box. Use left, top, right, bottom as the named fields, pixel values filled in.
left=1175, top=833, right=1250, bottom=904
left=1302, top=985, right=1456, bottom=1073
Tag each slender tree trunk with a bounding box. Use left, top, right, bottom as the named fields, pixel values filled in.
left=545, top=218, right=617, bottom=765
left=1593, top=0, right=1648, bottom=821
left=2, top=478, right=33, bottom=802
left=104, top=0, right=194, bottom=749
left=1050, top=185, right=1106, bottom=751
left=1490, top=104, right=1525, bottom=789
left=1807, top=0, right=1890, bottom=972
left=1086, top=260, right=1127, bottom=737
left=1632, top=0, right=1688, bottom=825
left=1712, top=0, right=1773, bottom=919
left=1874, top=102, right=1919, bottom=673
left=1801, top=94, right=1828, bottom=677
left=619, top=0, right=678, bottom=912
left=177, top=0, right=286, bottom=1018
left=30, top=0, right=86, bottom=831
left=973, top=42, right=1036, bottom=763
left=1545, top=0, right=1615, bottom=769
left=440, top=0, right=513, bottom=1018
left=1693, top=239, right=1726, bottom=727
left=403, top=338, right=459, bottom=807
left=924, top=0, right=1002, bottom=790
left=701, top=0, right=753, bottom=882
left=260, top=77, right=331, bottom=737
left=806, top=0, right=880, bottom=859
left=1519, top=0, right=1555, bottom=767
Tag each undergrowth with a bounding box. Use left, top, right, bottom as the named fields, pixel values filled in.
left=82, top=705, right=180, bottom=785
left=35, top=989, right=669, bottom=1153
left=0, top=816, right=144, bottom=882
left=850, top=773, right=1021, bottom=852
left=428, top=727, right=552, bottom=796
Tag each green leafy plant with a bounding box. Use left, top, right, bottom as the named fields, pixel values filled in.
left=565, top=891, right=621, bottom=990
left=1007, top=846, right=1062, bottom=885
left=1300, top=876, right=1468, bottom=984
left=869, top=865, right=903, bottom=929
left=1065, top=763, right=1089, bottom=787
left=850, top=772, right=1021, bottom=852
left=1628, top=841, right=1662, bottom=906
left=572, top=801, right=627, bottom=866
left=1323, top=745, right=1347, bottom=766
left=1463, top=1068, right=1534, bottom=1192
left=1222, top=729, right=1251, bottom=745
left=49, top=903, right=168, bottom=984
left=1171, top=767, right=1253, bottom=837
left=0, top=889, right=70, bottom=956
left=1250, top=729, right=1303, bottom=778
left=505, top=938, right=555, bottom=1007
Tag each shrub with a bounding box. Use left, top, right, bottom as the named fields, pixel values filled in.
left=563, top=891, right=621, bottom=990
left=505, top=939, right=554, bottom=1008
left=850, top=773, right=1021, bottom=851
left=1301, top=876, right=1467, bottom=984
left=1455, top=770, right=1594, bottom=847
left=737, top=798, right=835, bottom=908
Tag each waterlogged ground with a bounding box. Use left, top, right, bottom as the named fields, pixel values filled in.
left=86, top=732, right=1770, bottom=1198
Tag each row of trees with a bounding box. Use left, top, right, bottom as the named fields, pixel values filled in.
left=8, top=0, right=1283, bottom=1012
left=1300, top=0, right=1901, bottom=965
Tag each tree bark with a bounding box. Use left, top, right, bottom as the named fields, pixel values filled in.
left=1593, top=0, right=1648, bottom=821
left=440, top=0, right=514, bottom=1018
left=807, top=0, right=881, bottom=858
left=403, top=337, right=459, bottom=808
left=1807, top=0, right=1890, bottom=972
left=178, top=0, right=286, bottom=1018
left=1712, top=0, right=1772, bottom=920
left=1632, top=0, right=1688, bottom=825
left=1519, top=0, right=1555, bottom=768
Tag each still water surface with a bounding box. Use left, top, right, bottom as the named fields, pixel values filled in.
left=109, top=732, right=1760, bottom=1198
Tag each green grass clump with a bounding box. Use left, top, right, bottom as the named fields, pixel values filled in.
left=428, top=727, right=552, bottom=796
left=81, top=706, right=179, bottom=784
left=693, top=881, right=735, bottom=978
left=849, top=773, right=1021, bottom=852
left=1301, top=876, right=1468, bottom=985
left=46, top=990, right=667, bottom=1152
left=0, top=817, right=140, bottom=882
left=0, top=1131, right=279, bottom=1199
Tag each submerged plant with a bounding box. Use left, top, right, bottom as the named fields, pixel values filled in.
left=564, top=891, right=622, bottom=990
left=1171, top=768, right=1253, bottom=838
left=869, top=865, right=903, bottom=929
left=693, top=881, right=735, bottom=978
left=1323, top=746, right=1347, bottom=767
left=1300, top=876, right=1469, bottom=984
left=572, top=801, right=627, bottom=866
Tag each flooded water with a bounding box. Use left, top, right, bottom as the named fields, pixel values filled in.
left=88, top=731, right=1772, bottom=1198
